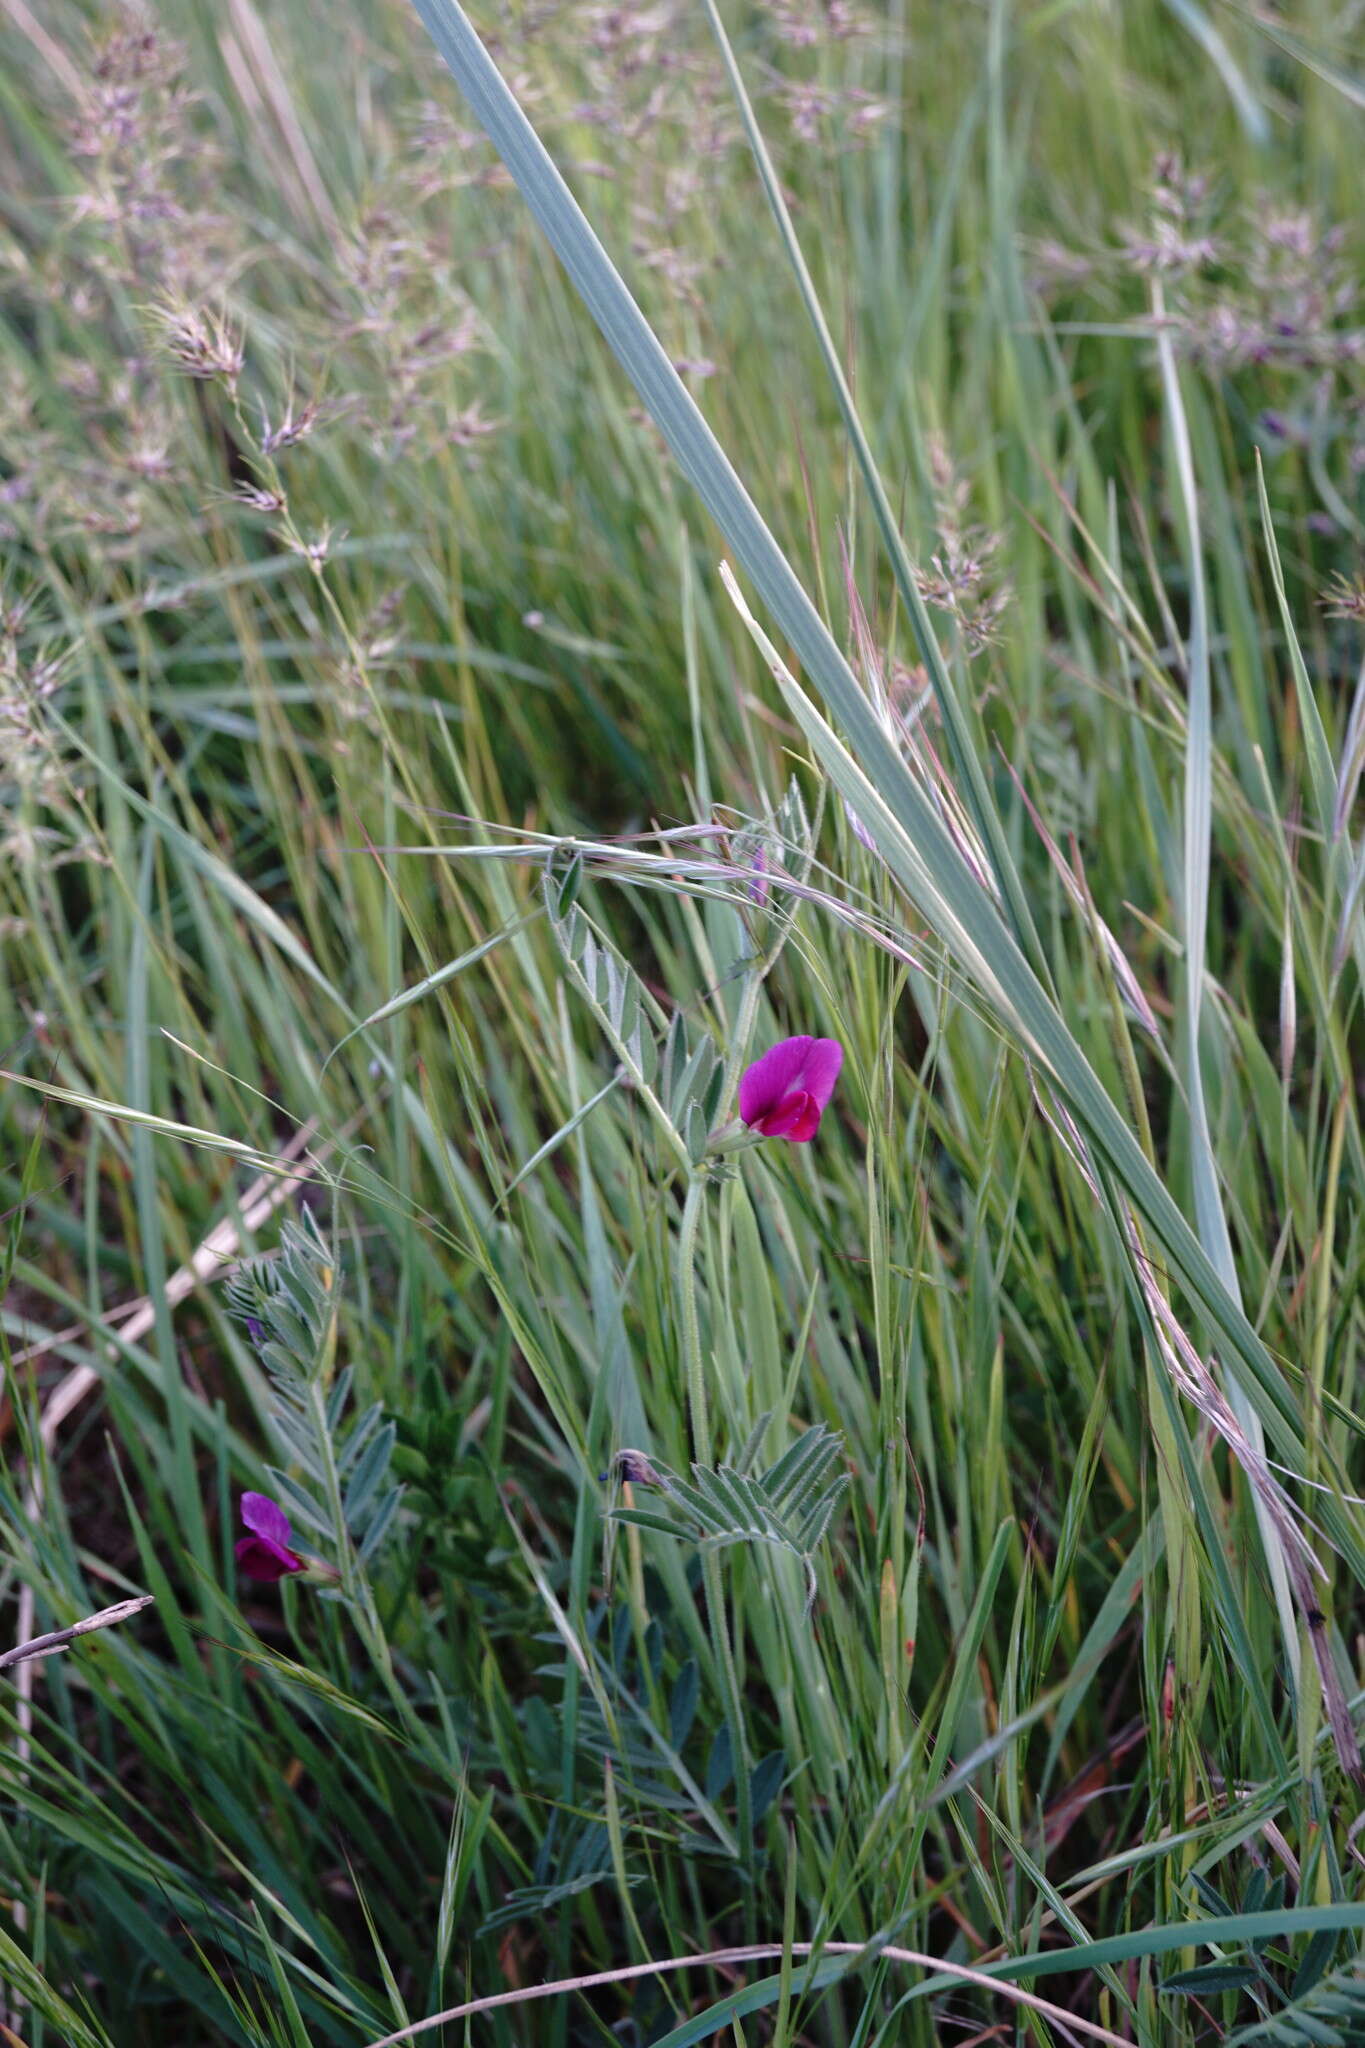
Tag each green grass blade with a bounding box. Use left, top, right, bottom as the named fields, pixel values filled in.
left=698, top=0, right=1047, bottom=979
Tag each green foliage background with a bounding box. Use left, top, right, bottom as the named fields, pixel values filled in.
left=0, top=0, right=1363, bottom=2041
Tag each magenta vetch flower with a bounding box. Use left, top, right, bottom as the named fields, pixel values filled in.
left=234, top=1492, right=305, bottom=1583
left=739, top=1035, right=843, bottom=1143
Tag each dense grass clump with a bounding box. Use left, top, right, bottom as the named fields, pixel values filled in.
left=1, top=0, right=1363, bottom=2041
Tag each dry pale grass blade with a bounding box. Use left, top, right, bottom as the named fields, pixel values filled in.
left=6, top=1117, right=323, bottom=1443
left=0, top=1596, right=155, bottom=1673
left=359, top=1942, right=1131, bottom=2048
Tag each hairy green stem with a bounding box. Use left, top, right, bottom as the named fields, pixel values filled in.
left=677, top=981, right=759, bottom=1884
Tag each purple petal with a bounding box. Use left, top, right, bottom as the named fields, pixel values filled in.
left=240, top=1491, right=293, bottom=1548
left=235, top=1534, right=303, bottom=1583
left=739, top=1035, right=818, bottom=1126
left=785, top=1098, right=822, bottom=1142
left=754, top=1091, right=816, bottom=1140
left=798, top=1037, right=843, bottom=1112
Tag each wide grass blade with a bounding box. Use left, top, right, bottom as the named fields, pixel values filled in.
left=1156, top=299, right=1299, bottom=1682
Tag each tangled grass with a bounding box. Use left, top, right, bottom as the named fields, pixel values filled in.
left=1, top=0, right=1363, bottom=2040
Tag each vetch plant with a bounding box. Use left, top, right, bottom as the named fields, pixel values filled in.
left=7, top=0, right=1365, bottom=2036
left=539, top=842, right=850, bottom=1881
left=226, top=1214, right=403, bottom=1622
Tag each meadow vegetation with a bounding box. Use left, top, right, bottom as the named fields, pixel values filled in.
left=1, top=0, right=1364, bottom=2040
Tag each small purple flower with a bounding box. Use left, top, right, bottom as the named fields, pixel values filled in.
left=245, top=1316, right=265, bottom=1348
left=234, top=1492, right=305, bottom=1583
left=739, top=1035, right=843, bottom=1143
